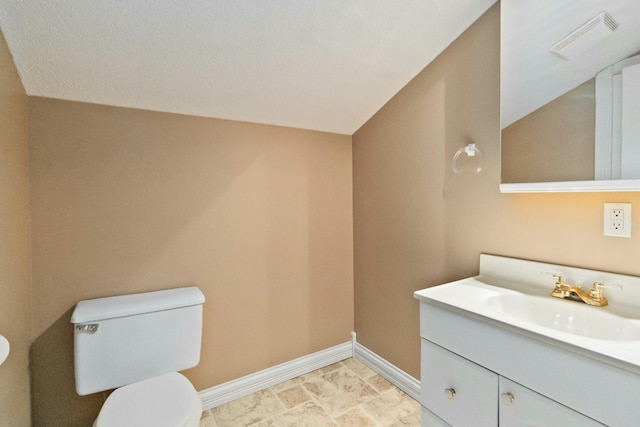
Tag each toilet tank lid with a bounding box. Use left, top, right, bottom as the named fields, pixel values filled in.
left=70, top=286, right=205, bottom=324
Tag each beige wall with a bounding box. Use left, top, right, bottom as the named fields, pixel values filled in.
left=0, top=29, right=32, bottom=426
left=353, top=3, right=640, bottom=379
left=28, top=98, right=353, bottom=424
left=502, top=79, right=595, bottom=183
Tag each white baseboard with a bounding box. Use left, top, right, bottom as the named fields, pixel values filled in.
left=354, top=342, right=421, bottom=402
left=198, top=334, right=422, bottom=409
left=199, top=341, right=353, bottom=410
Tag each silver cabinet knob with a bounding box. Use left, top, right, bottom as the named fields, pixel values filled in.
left=445, top=388, right=456, bottom=399
left=501, top=392, right=515, bottom=406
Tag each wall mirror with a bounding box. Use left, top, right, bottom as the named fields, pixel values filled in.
left=500, top=0, right=640, bottom=192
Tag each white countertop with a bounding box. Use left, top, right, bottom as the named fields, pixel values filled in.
left=415, top=274, right=640, bottom=374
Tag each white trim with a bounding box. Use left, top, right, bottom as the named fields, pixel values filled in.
left=198, top=341, right=353, bottom=410
left=500, top=179, right=640, bottom=193
left=354, top=342, right=421, bottom=402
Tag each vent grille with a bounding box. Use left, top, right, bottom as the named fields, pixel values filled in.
left=550, top=11, right=618, bottom=60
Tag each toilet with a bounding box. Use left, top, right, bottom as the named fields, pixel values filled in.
left=71, top=286, right=206, bottom=427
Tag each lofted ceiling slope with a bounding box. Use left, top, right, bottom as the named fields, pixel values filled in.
left=0, top=0, right=496, bottom=134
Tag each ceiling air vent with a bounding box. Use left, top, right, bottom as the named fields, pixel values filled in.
left=550, top=11, right=618, bottom=60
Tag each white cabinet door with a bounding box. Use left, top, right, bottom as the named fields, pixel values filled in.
left=498, top=377, right=605, bottom=427
left=421, top=339, right=498, bottom=427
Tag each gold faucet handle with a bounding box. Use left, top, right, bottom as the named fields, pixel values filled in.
left=589, top=282, right=623, bottom=300
left=542, top=272, right=566, bottom=286
left=589, top=282, right=605, bottom=300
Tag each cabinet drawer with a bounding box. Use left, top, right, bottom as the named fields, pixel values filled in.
left=421, top=339, right=498, bottom=427
left=499, top=377, right=604, bottom=427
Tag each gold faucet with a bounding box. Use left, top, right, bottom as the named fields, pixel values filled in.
left=549, top=275, right=609, bottom=307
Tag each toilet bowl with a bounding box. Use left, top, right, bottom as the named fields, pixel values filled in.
left=94, top=372, right=202, bottom=427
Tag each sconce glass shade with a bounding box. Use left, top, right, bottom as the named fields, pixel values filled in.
left=452, top=143, right=483, bottom=174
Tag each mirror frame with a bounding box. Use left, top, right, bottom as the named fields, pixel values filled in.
left=500, top=180, right=640, bottom=193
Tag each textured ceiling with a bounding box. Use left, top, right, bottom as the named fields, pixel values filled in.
left=0, top=0, right=496, bottom=134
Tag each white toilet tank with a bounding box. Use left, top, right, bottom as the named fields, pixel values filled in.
left=71, top=286, right=205, bottom=396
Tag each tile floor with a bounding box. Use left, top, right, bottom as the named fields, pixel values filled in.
left=199, top=358, right=421, bottom=426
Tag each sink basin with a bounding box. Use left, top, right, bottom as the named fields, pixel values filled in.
left=0, top=335, right=9, bottom=366
left=487, top=294, right=640, bottom=341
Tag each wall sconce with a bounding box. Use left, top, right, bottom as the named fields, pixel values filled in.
left=452, top=143, right=483, bottom=174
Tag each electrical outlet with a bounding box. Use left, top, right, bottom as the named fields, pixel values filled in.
left=604, top=203, right=632, bottom=237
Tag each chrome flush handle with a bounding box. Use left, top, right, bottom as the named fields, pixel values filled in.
left=75, top=324, right=99, bottom=334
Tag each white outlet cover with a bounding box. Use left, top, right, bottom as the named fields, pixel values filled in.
left=604, top=203, right=632, bottom=237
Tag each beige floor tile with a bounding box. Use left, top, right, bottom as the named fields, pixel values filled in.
left=276, top=384, right=313, bottom=409
left=365, top=373, right=394, bottom=393
left=270, top=370, right=323, bottom=394
left=342, top=358, right=376, bottom=378
left=211, top=389, right=284, bottom=427
left=199, top=409, right=217, bottom=427
left=260, top=401, right=338, bottom=427
left=320, top=361, right=345, bottom=374
left=334, top=407, right=377, bottom=427
left=361, top=388, right=421, bottom=426
left=303, top=367, right=379, bottom=417
left=392, top=410, right=421, bottom=427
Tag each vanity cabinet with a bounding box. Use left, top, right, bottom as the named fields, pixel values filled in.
left=420, top=303, right=606, bottom=427
left=420, top=339, right=603, bottom=427
left=416, top=254, right=640, bottom=426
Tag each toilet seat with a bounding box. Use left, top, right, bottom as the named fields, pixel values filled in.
left=95, top=372, right=202, bottom=427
